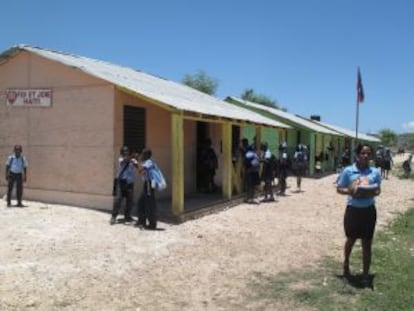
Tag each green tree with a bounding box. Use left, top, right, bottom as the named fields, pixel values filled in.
left=379, top=128, right=397, bottom=146
left=398, top=132, right=414, bottom=151
left=241, top=88, right=286, bottom=111
left=182, top=70, right=218, bottom=95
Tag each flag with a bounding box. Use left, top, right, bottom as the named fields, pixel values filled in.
left=357, top=67, right=364, bottom=104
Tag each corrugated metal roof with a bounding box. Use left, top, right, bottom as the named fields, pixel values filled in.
left=301, top=118, right=381, bottom=143
left=1, top=45, right=290, bottom=129
left=227, top=97, right=340, bottom=135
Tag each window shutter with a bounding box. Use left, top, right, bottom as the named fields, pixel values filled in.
left=123, top=105, right=146, bottom=153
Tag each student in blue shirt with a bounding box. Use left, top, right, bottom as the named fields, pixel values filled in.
left=244, top=145, right=260, bottom=204
left=110, top=146, right=138, bottom=225
left=5, top=145, right=28, bottom=207
left=260, top=142, right=275, bottom=202
left=136, top=148, right=158, bottom=230
left=337, top=143, right=381, bottom=286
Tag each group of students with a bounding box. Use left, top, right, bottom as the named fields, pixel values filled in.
left=110, top=146, right=165, bottom=230
left=3, top=144, right=162, bottom=229
left=240, top=139, right=309, bottom=204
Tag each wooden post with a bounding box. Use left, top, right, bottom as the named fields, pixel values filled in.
left=255, top=125, right=262, bottom=150
left=171, top=112, right=184, bottom=216
left=309, top=132, right=316, bottom=175
left=221, top=122, right=232, bottom=200
left=321, top=134, right=326, bottom=172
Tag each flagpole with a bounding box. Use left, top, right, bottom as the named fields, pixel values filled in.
left=355, top=66, right=364, bottom=148
left=355, top=96, right=359, bottom=145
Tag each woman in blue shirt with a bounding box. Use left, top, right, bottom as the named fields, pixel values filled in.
left=337, top=143, right=381, bottom=285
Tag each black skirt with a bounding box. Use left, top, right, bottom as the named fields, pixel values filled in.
left=344, top=205, right=377, bottom=239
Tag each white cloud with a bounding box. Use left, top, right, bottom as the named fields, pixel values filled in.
left=402, top=121, right=414, bottom=131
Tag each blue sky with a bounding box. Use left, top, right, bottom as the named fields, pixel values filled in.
left=1, top=0, right=413, bottom=134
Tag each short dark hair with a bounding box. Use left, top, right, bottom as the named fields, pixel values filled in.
left=141, top=148, right=152, bottom=160
left=120, top=145, right=129, bottom=154
left=355, top=143, right=372, bottom=155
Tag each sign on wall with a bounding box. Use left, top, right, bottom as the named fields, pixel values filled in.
left=0, top=91, right=6, bottom=105
left=6, top=89, right=52, bottom=107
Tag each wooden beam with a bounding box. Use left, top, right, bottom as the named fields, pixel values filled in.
left=309, top=132, right=316, bottom=175
left=171, top=112, right=184, bottom=216
left=221, top=122, right=232, bottom=200
left=115, top=85, right=177, bottom=112
left=255, top=125, right=262, bottom=150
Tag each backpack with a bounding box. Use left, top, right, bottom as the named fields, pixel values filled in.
left=245, top=150, right=260, bottom=171
left=402, top=160, right=411, bottom=171
left=383, top=151, right=391, bottom=161
left=149, top=163, right=167, bottom=191
left=279, top=152, right=288, bottom=167
left=269, top=154, right=278, bottom=172
left=296, top=151, right=305, bottom=163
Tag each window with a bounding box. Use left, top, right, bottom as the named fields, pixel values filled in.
left=123, top=105, right=145, bottom=153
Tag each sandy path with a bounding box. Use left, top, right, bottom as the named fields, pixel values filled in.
left=0, top=160, right=412, bottom=311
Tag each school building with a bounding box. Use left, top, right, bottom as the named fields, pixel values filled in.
left=0, top=45, right=292, bottom=218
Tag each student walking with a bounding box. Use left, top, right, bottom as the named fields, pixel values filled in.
left=382, top=148, right=393, bottom=179
left=293, top=144, right=308, bottom=192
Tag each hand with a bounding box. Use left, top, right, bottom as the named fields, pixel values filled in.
left=23, top=175, right=27, bottom=183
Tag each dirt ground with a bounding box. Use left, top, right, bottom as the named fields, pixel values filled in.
left=1, top=155, right=413, bottom=311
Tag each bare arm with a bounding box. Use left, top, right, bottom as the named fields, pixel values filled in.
left=337, top=184, right=381, bottom=198
left=337, top=187, right=352, bottom=196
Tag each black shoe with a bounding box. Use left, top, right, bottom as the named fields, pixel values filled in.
left=7, top=202, right=11, bottom=207
left=135, top=222, right=145, bottom=230
left=16, top=203, right=24, bottom=207
left=110, top=217, right=116, bottom=225
left=124, top=217, right=134, bottom=223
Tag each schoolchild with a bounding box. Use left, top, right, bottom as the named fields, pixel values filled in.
left=5, top=145, right=28, bottom=207
left=260, top=142, right=275, bottom=202
left=402, top=154, right=412, bottom=178
left=277, top=142, right=289, bottom=196
left=293, top=144, right=308, bottom=192
left=200, top=138, right=218, bottom=193
left=136, top=148, right=159, bottom=230
left=110, top=146, right=138, bottom=225
left=244, top=145, right=261, bottom=204
left=382, top=148, right=393, bottom=179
